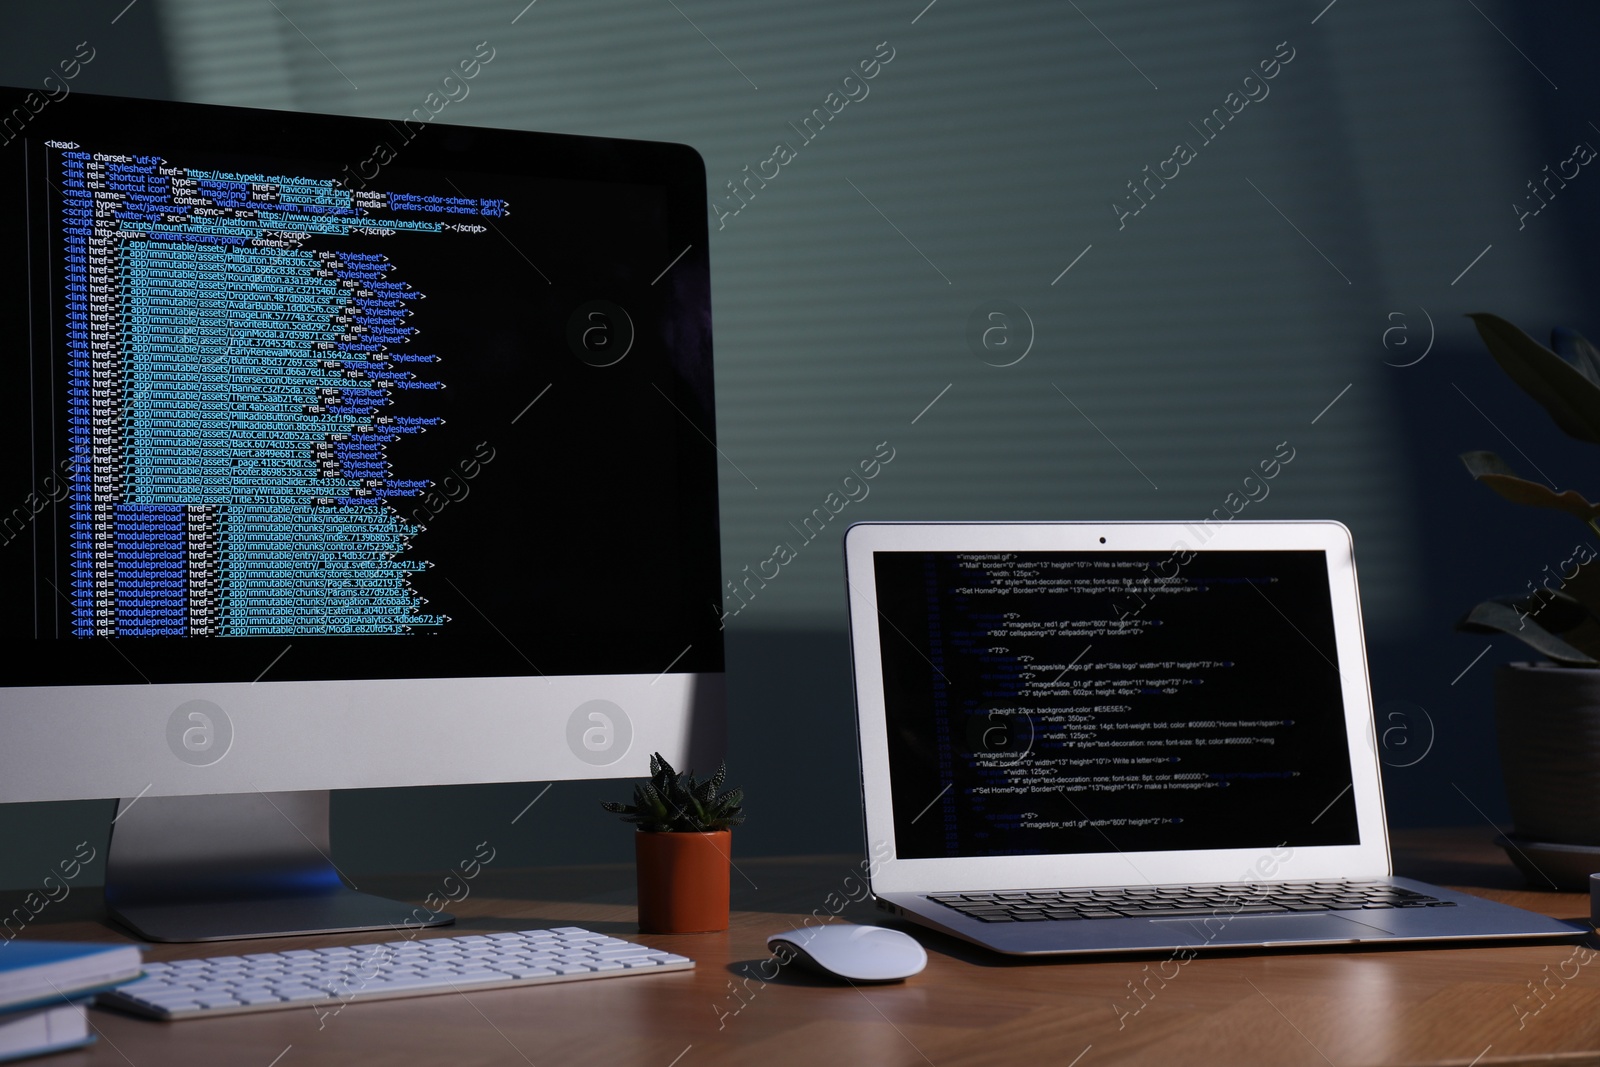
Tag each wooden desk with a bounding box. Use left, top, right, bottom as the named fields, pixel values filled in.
left=10, top=829, right=1599, bottom=1067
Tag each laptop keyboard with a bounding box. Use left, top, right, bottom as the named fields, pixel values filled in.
left=930, top=881, right=1454, bottom=922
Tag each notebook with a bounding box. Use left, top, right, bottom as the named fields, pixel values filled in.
left=0, top=1001, right=95, bottom=1063
left=843, top=520, right=1583, bottom=955
left=0, top=940, right=143, bottom=1013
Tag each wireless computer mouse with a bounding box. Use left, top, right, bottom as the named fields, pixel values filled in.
left=766, top=923, right=927, bottom=983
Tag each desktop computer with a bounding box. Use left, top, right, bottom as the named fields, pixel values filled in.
left=0, top=88, right=725, bottom=941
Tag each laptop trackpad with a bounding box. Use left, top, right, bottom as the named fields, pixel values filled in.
left=1150, top=912, right=1394, bottom=945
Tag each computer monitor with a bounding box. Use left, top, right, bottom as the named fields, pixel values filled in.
left=0, top=88, right=725, bottom=941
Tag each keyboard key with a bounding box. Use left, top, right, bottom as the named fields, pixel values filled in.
left=371, top=974, right=462, bottom=991
left=298, top=989, right=350, bottom=1003
left=1134, top=906, right=1218, bottom=916
left=194, top=995, right=242, bottom=1009
left=142, top=1000, right=202, bottom=1015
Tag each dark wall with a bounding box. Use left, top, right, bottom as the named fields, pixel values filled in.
left=0, top=0, right=172, bottom=101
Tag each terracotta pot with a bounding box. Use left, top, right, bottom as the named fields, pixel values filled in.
left=1495, top=662, right=1600, bottom=845
left=634, top=830, right=730, bottom=933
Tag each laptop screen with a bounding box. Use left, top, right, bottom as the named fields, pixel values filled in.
left=872, top=548, right=1361, bottom=860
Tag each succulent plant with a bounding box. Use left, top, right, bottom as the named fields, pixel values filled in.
left=600, top=752, right=745, bottom=832
left=1458, top=313, right=1600, bottom=664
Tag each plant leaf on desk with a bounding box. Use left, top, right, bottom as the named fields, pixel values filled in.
left=1513, top=589, right=1600, bottom=646
left=1552, top=326, right=1600, bottom=388
left=1460, top=451, right=1600, bottom=520
left=1469, top=313, right=1600, bottom=443
left=600, top=752, right=746, bottom=832
left=1556, top=555, right=1600, bottom=619
left=1458, top=597, right=1600, bottom=665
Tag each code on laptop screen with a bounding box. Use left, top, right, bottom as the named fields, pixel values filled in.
left=873, top=549, right=1361, bottom=859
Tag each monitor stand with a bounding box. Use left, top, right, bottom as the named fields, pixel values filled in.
left=105, top=790, right=454, bottom=943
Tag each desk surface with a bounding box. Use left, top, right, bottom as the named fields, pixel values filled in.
left=8, top=829, right=1599, bottom=1067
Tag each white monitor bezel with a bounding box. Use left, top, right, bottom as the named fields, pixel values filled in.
left=0, top=673, right=725, bottom=803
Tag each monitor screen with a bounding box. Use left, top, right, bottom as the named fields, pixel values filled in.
left=870, top=549, right=1360, bottom=859
left=0, top=89, right=723, bottom=803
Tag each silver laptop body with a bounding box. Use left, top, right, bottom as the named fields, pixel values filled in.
left=844, top=520, right=1581, bottom=956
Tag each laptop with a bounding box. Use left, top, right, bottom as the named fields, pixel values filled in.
left=843, top=520, right=1583, bottom=956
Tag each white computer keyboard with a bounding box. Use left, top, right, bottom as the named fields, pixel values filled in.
left=97, top=927, right=693, bottom=1020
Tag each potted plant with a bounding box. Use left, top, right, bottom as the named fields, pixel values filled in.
left=1458, top=313, right=1600, bottom=886
left=601, top=753, right=745, bottom=933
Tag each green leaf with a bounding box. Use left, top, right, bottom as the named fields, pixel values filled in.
left=1553, top=549, right=1600, bottom=618
left=1552, top=327, right=1600, bottom=387
left=1469, top=313, right=1600, bottom=443
left=1516, top=588, right=1594, bottom=636
left=1460, top=451, right=1600, bottom=520
left=604, top=751, right=745, bottom=831
left=1458, top=597, right=1599, bottom=664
